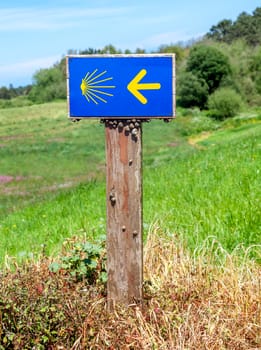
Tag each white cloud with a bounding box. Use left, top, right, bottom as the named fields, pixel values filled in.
left=0, top=55, right=61, bottom=86
left=0, top=6, right=132, bottom=31
left=0, top=55, right=61, bottom=74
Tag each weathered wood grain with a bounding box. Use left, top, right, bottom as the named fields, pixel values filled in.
left=105, top=122, right=143, bottom=307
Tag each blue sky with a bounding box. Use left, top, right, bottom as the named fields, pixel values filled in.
left=0, top=0, right=260, bottom=87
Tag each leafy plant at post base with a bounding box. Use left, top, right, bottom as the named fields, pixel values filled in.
left=49, top=237, right=107, bottom=284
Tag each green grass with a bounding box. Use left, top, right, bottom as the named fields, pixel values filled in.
left=0, top=182, right=106, bottom=263
left=0, top=102, right=105, bottom=216
left=0, top=102, right=260, bottom=264
left=143, top=122, right=261, bottom=257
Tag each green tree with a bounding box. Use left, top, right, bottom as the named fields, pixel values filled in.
left=206, top=19, right=233, bottom=43
left=101, top=44, right=121, bottom=54
left=0, top=86, right=12, bottom=99
left=158, top=44, right=187, bottom=65
left=80, top=48, right=102, bottom=55
left=232, top=12, right=257, bottom=45
left=250, top=47, right=261, bottom=93
left=252, top=7, right=261, bottom=46
left=186, top=45, right=231, bottom=94
left=206, top=7, right=261, bottom=46
left=29, top=65, right=66, bottom=103
left=135, top=48, right=146, bottom=54
left=177, top=72, right=209, bottom=109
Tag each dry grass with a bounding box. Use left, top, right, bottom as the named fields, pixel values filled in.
left=0, top=228, right=260, bottom=349
left=143, top=228, right=260, bottom=349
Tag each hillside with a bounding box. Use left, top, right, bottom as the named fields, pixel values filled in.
left=0, top=102, right=260, bottom=263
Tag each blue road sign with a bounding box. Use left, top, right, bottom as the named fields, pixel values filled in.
left=67, top=55, right=175, bottom=119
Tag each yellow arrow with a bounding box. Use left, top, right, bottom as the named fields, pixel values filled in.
left=127, top=69, right=161, bottom=104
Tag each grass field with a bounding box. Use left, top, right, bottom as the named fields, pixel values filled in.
left=0, top=102, right=260, bottom=264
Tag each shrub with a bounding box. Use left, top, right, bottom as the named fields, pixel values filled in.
left=208, top=87, right=242, bottom=119
left=0, top=96, right=33, bottom=109
left=177, top=72, right=209, bottom=109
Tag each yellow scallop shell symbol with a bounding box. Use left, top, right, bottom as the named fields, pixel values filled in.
left=80, top=69, right=116, bottom=104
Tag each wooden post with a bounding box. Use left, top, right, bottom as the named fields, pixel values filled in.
left=105, top=120, right=143, bottom=307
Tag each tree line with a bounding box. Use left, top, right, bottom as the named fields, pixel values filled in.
left=206, top=7, right=261, bottom=46
left=0, top=84, right=31, bottom=100
left=0, top=7, right=260, bottom=118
